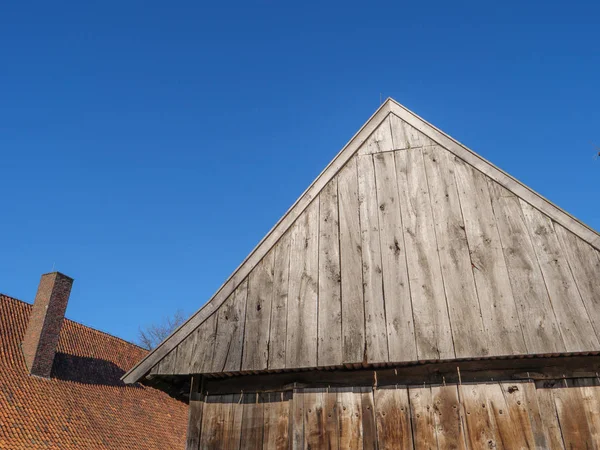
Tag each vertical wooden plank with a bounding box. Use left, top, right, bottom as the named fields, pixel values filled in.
left=552, top=380, right=594, bottom=449
left=224, top=393, right=244, bottom=450
left=262, top=392, right=291, bottom=450
left=358, top=115, right=394, bottom=155
left=372, top=151, right=417, bottom=363
left=395, top=148, right=454, bottom=361
left=186, top=375, right=203, bottom=450
left=269, top=232, right=291, bottom=370
left=572, top=379, right=600, bottom=445
left=357, top=154, right=389, bottom=363
left=200, top=394, right=230, bottom=450
left=555, top=224, right=600, bottom=342
left=422, top=146, right=485, bottom=358
left=533, top=382, right=566, bottom=450
left=485, top=383, right=531, bottom=449
left=322, top=388, right=340, bottom=450
left=374, top=387, right=412, bottom=450
left=242, top=251, right=275, bottom=371
left=338, top=387, right=363, bottom=450
left=240, top=392, right=264, bottom=450
left=498, top=382, right=536, bottom=449
left=304, top=388, right=326, bottom=449
left=520, top=201, right=600, bottom=352
left=318, top=178, right=343, bottom=367
left=518, top=381, right=553, bottom=450
left=459, top=383, right=501, bottom=450
left=212, top=280, right=249, bottom=372
left=286, top=201, right=319, bottom=368
left=360, top=387, right=378, bottom=450
left=453, top=156, right=527, bottom=357
left=390, top=113, right=436, bottom=150
left=431, top=385, right=467, bottom=450
left=191, top=314, right=217, bottom=373
left=487, top=180, right=565, bottom=354
left=337, top=157, right=366, bottom=364
left=409, top=385, right=437, bottom=449
left=291, top=389, right=305, bottom=450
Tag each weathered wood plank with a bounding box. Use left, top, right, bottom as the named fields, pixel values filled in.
left=224, top=393, right=244, bottom=450
left=199, top=394, right=230, bottom=449
left=498, top=382, right=536, bottom=449
left=485, top=383, right=531, bottom=449
left=518, top=381, right=554, bottom=450
left=372, top=151, right=417, bottom=363
left=431, top=385, right=467, bottom=450
left=409, top=385, right=437, bottom=450
left=422, top=146, right=485, bottom=357
left=555, top=224, right=600, bottom=343
left=360, top=387, right=378, bottom=450
left=357, top=154, right=389, bottom=363
left=303, top=388, right=326, bottom=449
left=291, top=389, right=304, bottom=450
left=242, top=250, right=275, bottom=371
left=269, top=233, right=291, bottom=370
left=262, top=392, right=290, bottom=450
left=240, top=393, right=264, bottom=450
left=318, top=179, right=343, bottom=367
left=488, top=180, right=565, bottom=354
left=212, top=280, right=249, bottom=373
left=374, top=387, right=412, bottom=450
left=396, top=148, right=454, bottom=361
left=390, top=113, right=436, bottom=150
left=286, top=201, right=319, bottom=368
left=552, top=380, right=594, bottom=449
left=573, top=378, right=600, bottom=446
left=186, top=375, right=203, bottom=450
left=520, top=200, right=600, bottom=352
left=191, top=314, right=217, bottom=373
left=338, top=387, right=363, bottom=450
left=322, top=389, right=340, bottom=450
left=337, top=157, right=366, bottom=365
left=533, top=382, right=565, bottom=450
left=459, top=383, right=501, bottom=450
left=358, top=114, right=394, bottom=155
left=453, top=156, right=526, bottom=357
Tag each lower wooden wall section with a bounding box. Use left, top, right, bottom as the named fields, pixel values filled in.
left=188, top=378, right=600, bottom=449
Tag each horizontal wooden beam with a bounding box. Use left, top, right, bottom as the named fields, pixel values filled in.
left=201, top=354, right=600, bottom=395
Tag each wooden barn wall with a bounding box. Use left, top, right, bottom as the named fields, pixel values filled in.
left=186, top=378, right=600, bottom=449
left=151, top=114, right=600, bottom=376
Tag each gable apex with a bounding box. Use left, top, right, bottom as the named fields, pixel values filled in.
left=123, top=98, right=600, bottom=384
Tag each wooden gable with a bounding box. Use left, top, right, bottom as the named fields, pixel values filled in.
left=123, top=99, right=600, bottom=383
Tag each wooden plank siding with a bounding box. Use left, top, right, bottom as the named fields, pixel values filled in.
left=191, top=379, right=600, bottom=448
left=149, top=112, right=600, bottom=378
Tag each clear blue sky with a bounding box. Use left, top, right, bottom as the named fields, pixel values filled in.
left=1, top=2, right=598, bottom=344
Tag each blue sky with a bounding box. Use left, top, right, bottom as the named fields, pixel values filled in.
left=1, top=1, right=598, bottom=344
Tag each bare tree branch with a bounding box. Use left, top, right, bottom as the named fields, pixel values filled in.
left=137, top=309, right=186, bottom=350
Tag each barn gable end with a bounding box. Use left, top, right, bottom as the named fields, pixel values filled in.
left=123, top=99, right=600, bottom=384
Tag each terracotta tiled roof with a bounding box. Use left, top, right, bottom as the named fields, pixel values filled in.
left=0, top=294, right=187, bottom=449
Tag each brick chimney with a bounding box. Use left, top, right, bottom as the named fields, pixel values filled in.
left=22, top=272, right=74, bottom=378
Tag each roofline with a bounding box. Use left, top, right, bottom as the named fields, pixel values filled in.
left=122, top=98, right=600, bottom=384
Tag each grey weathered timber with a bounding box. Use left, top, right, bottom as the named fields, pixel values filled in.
left=268, top=233, right=291, bottom=370
left=357, top=154, right=389, bottom=363
left=242, top=250, right=274, bottom=371
left=520, top=200, right=600, bottom=352
left=186, top=375, right=203, bottom=450
left=317, top=178, right=342, bottom=367
left=453, top=155, right=527, bottom=356
left=372, top=151, right=417, bottom=363
left=358, top=114, right=394, bottom=155
left=422, top=146, right=485, bottom=358
left=555, top=223, right=600, bottom=342
left=487, top=180, right=565, bottom=354
left=337, top=157, right=366, bottom=365
left=395, top=148, right=454, bottom=361
left=212, top=280, right=248, bottom=373
left=285, top=201, right=319, bottom=368
left=190, top=314, right=217, bottom=373
left=389, top=113, right=436, bottom=150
